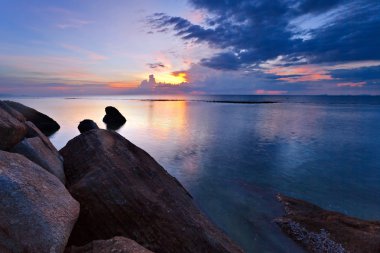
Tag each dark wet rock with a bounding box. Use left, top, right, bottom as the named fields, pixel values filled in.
left=102, top=106, right=126, bottom=130
left=0, top=101, right=26, bottom=122
left=275, top=194, right=380, bottom=253
left=0, top=103, right=27, bottom=150
left=4, top=100, right=60, bottom=135
left=11, top=136, right=65, bottom=183
left=65, top=237, right=154, bottom=253
left=25, top=121, right=59, bottom=152
left=0, top=151, right=79, bottom=253
left=60, top=129, right=243, bottom=253
left=78, top=119, right=99, bottom=133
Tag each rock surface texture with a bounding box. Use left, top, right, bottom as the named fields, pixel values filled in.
left=275, top=194, right=380, bottom=253
left=78, top=119, right=99, bottom=133
left=11, top=136, right=65, bottom=183
left=25, top=121, right=60, bottom=152
left=4, top=100, right=60, bottom=135
left=0, top=151, right=79, bottom=253
left=60, top=129, right=243, bottom=253
left=65, top=236, right=154, bottom=253
left=0, top=102, right=27, bottom=150
left=102, top=106, right=126, bottom=130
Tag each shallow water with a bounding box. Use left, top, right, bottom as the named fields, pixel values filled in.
left=12, top=95, right=380, bottom=253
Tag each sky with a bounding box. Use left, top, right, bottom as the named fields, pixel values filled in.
left=0, top=0, right=379, bottom=96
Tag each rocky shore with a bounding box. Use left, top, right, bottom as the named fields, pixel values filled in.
left=0, top=101, right=243, bottom=253
left=1, top=100, right=379, bottom=253
left=275, top=194, right=380, bottom=253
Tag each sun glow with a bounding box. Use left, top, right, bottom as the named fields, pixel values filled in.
left=155, top=72, right=188, bottom=85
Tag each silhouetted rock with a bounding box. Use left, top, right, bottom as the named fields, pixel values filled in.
left=11, top=136, right=65, bottom=183
left=0, top=151, right=79, bottom=253
left=65, top=237, right=154, bottom=253
left=4, top=100, right=60, bottom=135
left=78, top=119, right=99, bottom=133
left=60, top=129, right=243, bottom=253
left=102, top=106, right=126, bottom=130
left=275, top=194, right=380, bottom=253
left=0, top=102, right=27, bottom=150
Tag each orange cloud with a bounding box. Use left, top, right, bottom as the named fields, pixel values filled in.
left=261, top=60, right=380, bottom=84
left=278, top=73, right=333, bottom=82
left=256, top=89, right=288, bottom=95
left=265, top=65, right=333, bottom=82
left=336, top=81, right=366, bottom=87
left=60, top=71, right=101, bottom=80
left=326, top=61, right=380, bottom=70
left=108, top=82, right=139, bottom=89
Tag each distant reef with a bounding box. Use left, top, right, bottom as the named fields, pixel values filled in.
left=133, top=98, right=278, bottom=104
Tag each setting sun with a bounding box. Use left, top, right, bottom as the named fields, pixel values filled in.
left=155, top=72, right=188, bottom=85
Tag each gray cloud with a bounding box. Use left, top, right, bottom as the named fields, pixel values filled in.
left=147, top=62, right=166, bottom=69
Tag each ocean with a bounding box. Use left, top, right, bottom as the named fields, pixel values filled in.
left=11, top=95, right=380, bottom=253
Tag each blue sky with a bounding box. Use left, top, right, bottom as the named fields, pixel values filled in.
left=0, top=0, right=379, bottom=95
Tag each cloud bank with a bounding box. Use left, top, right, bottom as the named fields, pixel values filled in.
left=149, top=0, right=380, bottom=70
left=147, top=0, right=380, bottom=94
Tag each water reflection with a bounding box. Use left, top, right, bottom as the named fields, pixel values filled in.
left=12, top=96, right=380, bottom=253
left=146, top=100, right=189, bottom=140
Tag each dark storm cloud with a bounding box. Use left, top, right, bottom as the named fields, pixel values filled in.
left=331, top=66, right=380, bottom=83
left=148, top=0, right=380, bottom=71
left=200, top=52, right=242, bottom=70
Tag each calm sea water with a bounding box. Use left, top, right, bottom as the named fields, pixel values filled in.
left=11, top=95, right=380, bottom=253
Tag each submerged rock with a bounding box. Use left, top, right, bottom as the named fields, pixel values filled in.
left=102, top=106, right=126, bottom=130
left=275, top=194, right=380, bottom=253
left=60, top=129, right=243, bottom=253
left=0, top=151, right=79, bottom=253
left=65, top=237, right=154, bottom=253
left=78, top=119, right=99, bottom=133
left=4, top=100, right=60, bottom=135
left=0, top=102, right=27, bottom=150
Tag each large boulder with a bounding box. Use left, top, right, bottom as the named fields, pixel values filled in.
left=0, top=101, right=26, bottom=122
left=0, top=151, right=80, bottom=253
left=78, top=119, right=99, bottom=134
left=65, top=237, right=154, bottom=253
left=11, top=136, right=65, bottom=183
left=4, top=100, right=60, bottom=135
left=0, top=102, right=27, bottom=150
left=25, top=121, right=60, bottom=152
left=275, top=194, right=380, bottom=253
left=102, top=106, right=126, bottom=130
left=60, top=129, right=243, bottom=253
